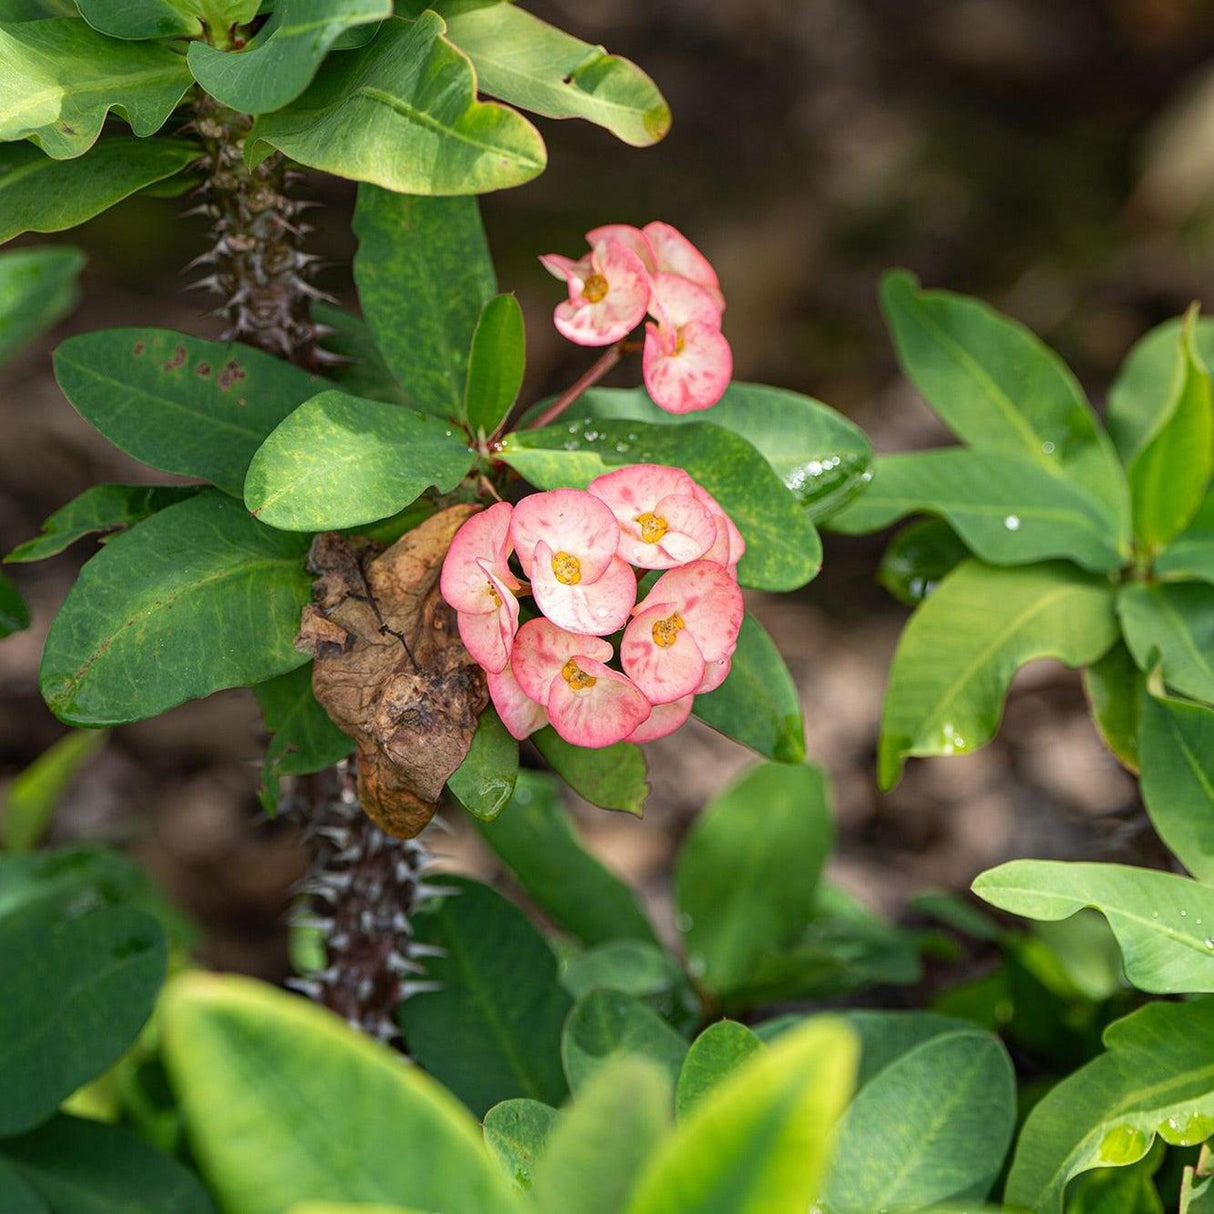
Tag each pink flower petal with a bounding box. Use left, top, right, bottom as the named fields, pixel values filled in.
left=647, top=273, right=722, bottom=331
left=643, top=319, right=732, bottom=415
left=440, top=502, right=520, bottom=614
left=692, top=484, right=746, bottom=567
left=511, top=617, right=613, bottom=703
left=532, top=546, right=637, bottom=636
left=621, top=600, right=707, bottom=703
left=487, top=663, right=549, bottom=740
left=640, top=560, right=743, bottom=662
left=643, top=222, right=725, bottom=312
left=510, top=489, right=621, bottom=582
left=539, top=251, right=591, bottom=282
left=457, top=587, right=519, bottom=674
left=586, top=224, right=657, bottom=272
left=627, top=694, right=694, bottom=743
left=697, top=656, right=732, bottom=693
left=546, top=657, right=652, bottom=748
left=587, top=464, right=715, bottom=568
left=552, top=241, right=651, bottom=347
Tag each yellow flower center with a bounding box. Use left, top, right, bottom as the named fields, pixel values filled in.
left=651, top=611, right=685, bottom=649
left=582, top=272, right=609, bottom=304
left=551, top=551, right=582, bottom=585
left=561, top=658, right=597, bottom=690
left=486, top=580, right=502, bottom=607
left=636, top=511, right=669, bottom=544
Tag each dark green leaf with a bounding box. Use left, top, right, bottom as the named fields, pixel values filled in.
left=500, top=419, right=822, bottom=592
left=877, top=517, right=970, bottom=606
left=465, top=293, right=525, bottom=437
left=832, top=1009, right=975, bottom=1087
left=675, top=1021, right=764, bottom=1118
left=1068, top=1157, right=1165, bottom=1214
left=561, top=988, right=688, bottom=1094
left=40, top=491, right=311, bottom=727
left=1157, top=489, right=1214, bottom=583
left=243, top=389, right=475, bottom=530
left=560, top=941, right=690, bottom=1024
left=397, top=878, right=571, bottom=1117
left=675, top=762, right=833, bottom=999
left=447, top=706, right=518, bottom=822
left=691, top=613, right=805, bottom=762
left=482, top=1099, right=556, bottom=1193
left=0, top=0, right=76, bottom=17
left=2, top=728, right=106, bottom=852
left=476, top=770, right=657, bottom=946
left=6, top=484, right=199, bottom=563
left=532, top=728, right=649, bottom=815
left=1119, top=581, right=1214, bottom=705
left=75, top=0, right=202, bottom=38
left=0, top=245, right=83, bottom=365
left=310, top=303, right=408, bottom=405
left=1082, top=640, right=1143, bottom=772
left=0, top=569, right=29, bottom=637
left=53, top=328, right=324, bottom=497
left=247, top=14, right=546, bottom=194
left=0, top=19, right=192, bottom=158
left=0, top=1159, right=45, bottom=1214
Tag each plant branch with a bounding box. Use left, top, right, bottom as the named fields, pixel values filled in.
left=522, top=340, right=633, bottom=433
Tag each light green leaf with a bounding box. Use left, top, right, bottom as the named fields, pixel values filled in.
left=691, top=614, right=805, bottom=762
left=53, top=327, right=325, bottom=498
left=879, top=270, right=1130, bottom=547
left=1005, top=998, right=1214, bottom=1213
left=1067, top=1157, right=1165, bottom=1214
left=0, top=19, right=192, bottom=158
left=1157, top=489, right=1214, bottom=583
left=476, top=770, right=657, bottom=947
left=483, top=1099, right=557, bottom=1193
left=465, top=293, right=524, bottom=437
left=247, top=14, right=546, bottom=194
left=879, top=560, right=1119, bottom=789
left=162, top=972, right=524, bottom=1214
left=0, top=570, right=29, bottom=637
left=243, top=390, right=475, bottom=530
left=196, top=0, right=261, bottom=31
left=675, top=1021, right=764, bottom=1119
left=533, top=1056, right=672, bottom=1214
left=561, top=989, right=688, bottom=1094
left=625, top=1018, right=858, bottom=1214
left=973, top=859, right=1214, bottom=993
left=40, top=491, right=311, bottom=727
left=532, top=728, right=649, bottom=815
left=1119, top=581, right=1214, bottom=705
left=829, top=449, right=1124, bottom=573
left=1082, top=641, right=1142, bottom=772
left=675, top=762, right=833, bottom=999
left=188, top=0, right=390, bottom=113
left=560, top=941, right=689, bottom=1022
left=408, top=0, right=670, bottom=147
left=397, top=878, right=571, bottom=1117
left=75, top=0, right=203, bottom=38
left=877, top=517, right=970, bottom=606
left=500, top=419, right=822, bottom=592
left=1140, top=687, right=1214, bottom=882
left=447, top=706, right=518, bottom=822
left=353, top=186, right=495, bottom=417
left=0, top=245, right=83, bottom=365
left=2, top=728, right=106, bottom=852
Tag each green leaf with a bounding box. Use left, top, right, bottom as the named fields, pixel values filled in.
left=829, top=449, right=1124, bottom=573
left=879, top=270, right=1130, bottom=547
left=819, top=1026, right=1016, bottom=1213
left=161, top=972, right=524, bottom=1214
left=353, top=185, right=495, bottom=417
left=532, top=728, right=649, bottom=815
left=483, top=1099, right=556, bottom=1193
left=879, top=559, right=1119, bottom=789
left=624, top=1017, right=858, bottom=1214
left=247, top=14, right=546, bottom=194
left=0, top=139, right=197, bottom=244
left=1140, top=687, right=1214, bottom=882
left=1119, top=581, right=1214, bottom=705
left=6, top=483, right=199, bottom=563
left=561, top=989, right=688, bottom=1095
left=675, top=1021, right=764, bottom=1119
left=0, top=0, right=75, bottom=18
left=397, top=878, right=571, bottom=1117
left=691, top=614, right=805, bottom=762
left=0, top=1115, right=216, bottom=1213
left=0, top=569, right=29, bottom=637
left=40, top=491, right=311, bottom=727
left=53, top=328, right=325, bottom=497
left=533, top=1055, right=671, bottom=1214
left=0, top=1159, right=45, bottom=1214
left=409, top=0, right=670, bottom=147
left=675, top=762, right=832, bottom=1000
left=310, top=303, right=408, bottom=405
left=560, top=941, right=691, bottom=1026
left=1068, top=1157, right=1165, bottom=1214
left=566, top=382, right=873, bottom=523
left=500, top=419, right=822, bottom=592
left=243, top=390, right=475, bottom=530
left=1126, top=311, right=1214, bottom=554
left=447, top=706, right=518, bottom=822
left=0, top=902, right=166, bottom=1136
left=877, top=517, right=970, bottom=606
left=188, top=0, right=390, bottom=112
left=1082, top=640, right=1143, bottom=772
left=2, top=728, right=106, bottom=852
left=973, top=859, right=1214, bottom=993
left=1157, top=489, right=1214, bottom=583
left=0, top=19, right=192, bottom=158
left=1005, top=998, right=1214, bottom=1214
left=75, top=0, right=202, bottom=38
left=465, top=293, right=525, bottom=437
left=476, top=770, right=657, bottom=946
left=0, top=245, right=83, bottom=365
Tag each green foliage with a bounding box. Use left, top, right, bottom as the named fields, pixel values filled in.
left=1119, top=582, right=1214, bottom=706
left=1, top=728, right=107, bottom=852
left=465, top=293, right=526, bottom=437
left=0, top=570, right=28, bottom=637
left=561, top=989, right=688, bottom=1094
left=876, top=517, right=969, bottom=606
left=75, top=0, right=206, bottom=39
left=0, top=245, right=83, bottom=365
left=560, top=942, right=690, bottom=1023
left=447, top=706, right=519, bottom=822
left=532, top=729, right=649, bottom=815
left=674, top=1021, right=764, bottom=1119
left=1157, top=489, right=1214, bottom=583
left=1082, top=641, right=1143, bottom=771
left=483, top=1099, right=556, bottom=1193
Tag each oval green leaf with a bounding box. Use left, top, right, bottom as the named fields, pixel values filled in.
left=877, top=517, right=970, bottom=606
left=483, top=1099, right=557, bottom=1194
left=0, top=245, right=83, bottom=366
left=532, top=728, right=649, bottom=815
left=561, top=989, right=688, bottom=1094
left=0, top=570, right=29, bottom=638
left=1119, top=581, right=1214, bottom=706
left=447, top=705, right=519, bottom=822
left=675, top=1021, right=764, bottom=1119
left=465, top=292, right=525, bottom=437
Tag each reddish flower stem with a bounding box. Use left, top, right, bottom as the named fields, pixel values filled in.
left=524, top=340, right=629, bottom=432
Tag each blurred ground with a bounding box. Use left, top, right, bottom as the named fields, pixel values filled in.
left=2, top=0, right=1211, bottom=977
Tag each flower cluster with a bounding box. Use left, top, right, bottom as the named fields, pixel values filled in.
left=541, top=222, right=732, bottom=415
left=441, top=465, right=746, bottom=749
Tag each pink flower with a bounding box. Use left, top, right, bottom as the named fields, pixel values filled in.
left=440, top=502, right=522, bottom=673
left=540, top=240, right=650, bottom=347
left=627, top=694, right=694, bottom=743
left=586, top=222, right=725, bottom=314
left=587, top=464, right=717, bottom=569
left=693, top=483, right=746, bottom=570
left=621, top=560, right=743, bottom=704
left=510, top=489, right=637, bottom=635
left=487, top=663, right=548, bottom=740
left=643, top=274, right=732, bottom=415
left=511, top=618, right=651, bottom=747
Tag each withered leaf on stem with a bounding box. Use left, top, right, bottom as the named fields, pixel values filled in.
left=296, top=504, right=487, bottom=838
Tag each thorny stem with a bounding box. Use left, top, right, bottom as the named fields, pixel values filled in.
left=520, top=339, right=634, bottom=433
